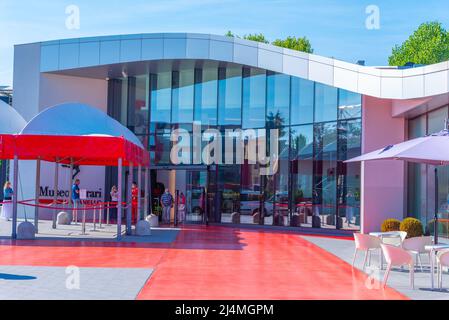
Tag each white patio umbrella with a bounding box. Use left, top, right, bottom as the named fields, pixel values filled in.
left=346, top=129, right=449, bottom=244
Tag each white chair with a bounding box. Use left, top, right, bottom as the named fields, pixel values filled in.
left=402, top=236, right=432, bottom=272
left=381, top=231, right=407, bottom=247
left=436, top=250, right=449, bottom=289
left=353, top=233, right=381, bottom=269
left=381, top=244, right=414, bottom=289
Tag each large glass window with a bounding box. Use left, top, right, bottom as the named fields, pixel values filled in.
left=109, top=63, right=362, bottom=231
left=242, top=68, right=266, bottom=129
left=315, top=83, right=338, bottom=123
left=171, top=70, right=194, bottom=125
left=266, top=71, right=290, bottom=127
left=150, top=72, right=172, bottom=124
left=428, top=107, right=448, bottom=134
left=291, top=125, right=314, bottom=227
left=128, top=75, right=149, bottom=135
left=291, top=77, right=314, bottom=125
left=218, top=67, right=242, bottom=126
left=313, top=122, right=338, bottom=228
left=194, top=68, right=218, bottom=126
left=337, top=120, right=362, bottom=230
left=338, top=90, right=361, bottom=120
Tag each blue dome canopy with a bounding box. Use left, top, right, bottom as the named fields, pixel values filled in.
left=0, top=100, right=27, bottom=134
left=21, top=102, right=143, bottom=148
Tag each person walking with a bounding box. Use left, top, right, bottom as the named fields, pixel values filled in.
left=160, top=189, right=173, bottom=224
left=1, top=181, right=13, bottom=221
left=72, top=179, right=81, bottom=222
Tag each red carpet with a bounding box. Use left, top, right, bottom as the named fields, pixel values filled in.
left=0, top=226, right=407, bottom=300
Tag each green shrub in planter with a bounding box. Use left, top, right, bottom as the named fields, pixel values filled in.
left=400, top=218, right=423, bottom=238
left=381, top=218, right=401, bottom=232
left=427, top=219, right=449, bottom=236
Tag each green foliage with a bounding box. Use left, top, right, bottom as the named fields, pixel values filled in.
left=389, top=21, right=449, bottom=66
left=400, top=218, right=424, bottom=238
left=427, top=219, right=449, bottom=236
left=243, top=33, right=269, bottom=44
left=272, top=36, right=313, bottom=53
left=381, top=218, right=401, bottom=232
left=225, top=30, right=236, bottom=38
left=226, top=31, right=314, bottom=53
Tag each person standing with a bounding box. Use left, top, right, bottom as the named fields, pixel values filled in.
left=131, top=182, right=139, bottom=224
left=178, top=192, right=186, bottom=224
left=1, top=181, right=13, bottom=221
left=110, top=185, right=118, bottom=221
left=160, top=189, right=173, bottom=224
left=72, top=179, right=81, bottom=222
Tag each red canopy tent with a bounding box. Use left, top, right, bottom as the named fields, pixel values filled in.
left=0, top=134, right=149, bottom=166
left=0, top=134, right=150, bottom=239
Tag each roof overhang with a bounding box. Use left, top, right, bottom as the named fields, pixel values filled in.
left=18, top=32, right=449, bottom=101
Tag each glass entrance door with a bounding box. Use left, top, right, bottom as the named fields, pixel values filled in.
left=185, top=171, right=208, bottom=224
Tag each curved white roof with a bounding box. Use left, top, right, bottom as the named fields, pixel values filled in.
left=21, top=102, right=144, bottom=147
left=0, top=100, right=27, bottom=134
left=33, top=33, right=449, bottom=100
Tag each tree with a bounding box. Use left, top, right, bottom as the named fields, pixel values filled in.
left=272, top=36, right=313, bottom=53
left=225, top=30, right=236, bottom=38
left=243, top=33, right=269, bottom=44
left=388, top=21, right=449, bottom=66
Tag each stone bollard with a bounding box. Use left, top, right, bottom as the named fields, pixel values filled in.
left=135, top=220, right=152, bottom=236
left=146, top=214, right=159, bottom=227
left=17, top=221, right=36, bottom=240
left=57, top=212, right=71, bottom=225
left=231, top=212, right=240, bottom=224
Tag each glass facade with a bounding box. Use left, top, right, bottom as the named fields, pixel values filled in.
left=407, top=106, right=449, bottom=238
left=108, top=62, right=362, bottom=230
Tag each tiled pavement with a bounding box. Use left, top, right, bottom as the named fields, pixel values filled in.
left=0, top=266, right=153, bottom=300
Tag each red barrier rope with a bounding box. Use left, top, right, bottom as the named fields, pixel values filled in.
left=0, top=199, right=132, bottom=211
left=17, top=201, right=132, bottom=211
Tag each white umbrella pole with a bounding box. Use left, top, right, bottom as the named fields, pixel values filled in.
left=434, top=167, right=439, bottom=245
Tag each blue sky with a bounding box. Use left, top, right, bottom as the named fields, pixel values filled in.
left=1, top=0, right=449, bottom=85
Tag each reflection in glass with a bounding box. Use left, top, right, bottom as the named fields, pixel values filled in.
left=239, top=164, right=262, bottom=225
left=150, top=72, right=172, bottom=124
left=338, top=90, right=361, bottom=120
left=242, top=68, right=266, bottom=129
left=129, top=75, right=149, bottom=135
left=291, top=125, right=314, bottom=227
left=291, top=77, right=314, bottom=125
left=265, top=128, right=290, bottom=226
left=172, top=70, right=194, bottom=125
left=218, top=67, right=242, bottom=126
left=194, top=68, right=218, bottom=126
left=313, top=122, right=337, bottom=228
left=153, top=124, right=172, bottom=165
left=337, top=120, right=361, bottom=230
left=267, top=72, right=290, bottom=127
left=428, top=107, right=448, bottom=134
left=407, top=115, right=427, bottom=226
left=315, top=83, right=338, bottom=123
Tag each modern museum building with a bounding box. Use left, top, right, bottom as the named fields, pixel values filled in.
left=11, top=33, right=449, bottom=235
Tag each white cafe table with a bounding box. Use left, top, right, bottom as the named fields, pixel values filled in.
left=369, top=231, right=403, bottom=269
left=425, top=244, right=449, bottom=290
